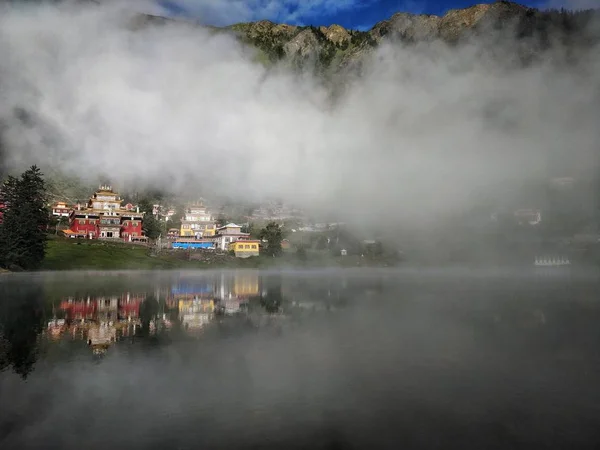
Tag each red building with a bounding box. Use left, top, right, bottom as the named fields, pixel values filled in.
left=65, top=185, right=146, bottom=242
left=120, top=213, right=144, bottom=241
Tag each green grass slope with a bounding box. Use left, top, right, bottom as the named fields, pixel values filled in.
left=41, top=236, right=264, bottom=271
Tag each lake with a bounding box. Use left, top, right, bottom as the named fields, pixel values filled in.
left=1, top=268, right=600, bottom=449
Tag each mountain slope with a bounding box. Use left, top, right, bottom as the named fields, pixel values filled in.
left=223, top=1, right=599, bottom=74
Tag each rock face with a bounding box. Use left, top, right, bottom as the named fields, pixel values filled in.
left=135, top=1, right=600, bottom=74
left=319, top=24, right=351, bottom=45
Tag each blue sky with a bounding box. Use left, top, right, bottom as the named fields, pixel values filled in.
left=155, top=0, right=561, bottom=30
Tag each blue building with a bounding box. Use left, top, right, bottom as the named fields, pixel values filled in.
left=172, top=241, right=215, bottom=250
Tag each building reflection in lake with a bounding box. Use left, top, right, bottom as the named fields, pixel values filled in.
left=49, top=270, right=354, bottom=348
left=165, top=271, right=261, bottom=333
left=58, top=293, right=146, bottom=354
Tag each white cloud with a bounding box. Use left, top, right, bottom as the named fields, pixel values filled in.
left=0, top=2, right=598, bottom=230
left=157, top=0, right=375, bottom=25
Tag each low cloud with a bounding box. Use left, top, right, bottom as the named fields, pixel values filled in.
left=0, top=1, right=598, bottom=229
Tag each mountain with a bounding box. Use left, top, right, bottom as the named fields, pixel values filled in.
left=132, top=1, right=599, bottom=76
left=236, top=1, right=599, bottom=73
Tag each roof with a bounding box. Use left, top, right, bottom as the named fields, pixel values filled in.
left=218, top=223, right=241, bottom=229
left=63, top=229, right=86, bottom=236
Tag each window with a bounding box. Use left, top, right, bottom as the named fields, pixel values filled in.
left=245, top=244, right=250, bottom=249
left=252, top=245, right=257, bottom=249
left=78, top=219, right=86, bottom=224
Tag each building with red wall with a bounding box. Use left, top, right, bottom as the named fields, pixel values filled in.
left=120, top=213, right=144, bottom=241
left=66, top=185, right=146, bottom=242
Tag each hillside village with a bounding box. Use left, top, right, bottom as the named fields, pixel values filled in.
left=3, top=173, right=600, bottom=268
left=42, top=184, right=348, bottom=258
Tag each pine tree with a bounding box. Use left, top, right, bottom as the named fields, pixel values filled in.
left=259, top=222, right=283, bottom=257
left=0, top=166, right=49, bottom=270
left=138, top=199, right=162, bottom=240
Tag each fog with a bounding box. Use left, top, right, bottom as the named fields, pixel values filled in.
left=0, top=1, right=599, bottom=227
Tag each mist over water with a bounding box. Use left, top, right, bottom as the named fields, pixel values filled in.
left=0, top=1, right=599, bottom=227
left=2, top=269, right=600, bottom=449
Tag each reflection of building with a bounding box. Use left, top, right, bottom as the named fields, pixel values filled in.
left=60, top=297, right=97, bottom=321
left=46, top=319, right=67, bottom=340
left=118, top=293, right=144, bottom=321
left=215, top=271, right=260, bottom=301
left=96, top=295, right=119, bottom=322
left=179, top=299, right=214, bottom=333
left=167, top=278, right=216, bottom=334
left=88, top=323, right=117, bottom=355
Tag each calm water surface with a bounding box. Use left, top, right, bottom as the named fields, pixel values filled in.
left=1, top=268, right=600, bottom=449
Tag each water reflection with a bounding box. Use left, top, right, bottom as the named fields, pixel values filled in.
left=0, top=270, right=363, bottom=372
left=1, top=268, right=592, bottom=372
left=0, top=283, right=44, bottom=378
left=2, top=269, right=600, bottom=449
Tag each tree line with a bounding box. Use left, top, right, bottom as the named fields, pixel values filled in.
left=0, top=165, right=49, bottom=271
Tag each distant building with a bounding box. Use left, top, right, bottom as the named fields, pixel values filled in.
left=214, top=223, right=250, bottom=251
left=179, top=202, right=217, bottom=239
left=172, top=239, right=215, bottom=250
left=550, top=177, right=575, bottom=189
left=64, top=185, right=146, bottom=241
left=165, top=209, right=175, bottom=221
left=51, top=201, right=71, bottom=217
left=167, top=228, right=179, bottom=239
left=514, top=209, right=542, bottom=226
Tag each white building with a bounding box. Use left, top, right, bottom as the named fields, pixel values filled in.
left=214, top=223, right=251, bottom=250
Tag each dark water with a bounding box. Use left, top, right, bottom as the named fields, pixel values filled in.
left=1, top=268, right=600, bottom=449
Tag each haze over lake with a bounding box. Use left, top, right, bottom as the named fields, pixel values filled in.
left=2, top=268, right=600, bottom=449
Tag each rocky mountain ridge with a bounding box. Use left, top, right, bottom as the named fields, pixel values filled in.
left=220, top=1, right=599, bottom=73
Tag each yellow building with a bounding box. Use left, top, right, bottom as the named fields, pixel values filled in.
left=228, top=240, right=260, bottom=258
left=179, top=202, right=216, bottom=238
left=203, top=223, right=217, bottom=236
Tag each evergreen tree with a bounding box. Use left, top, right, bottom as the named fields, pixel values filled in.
left=259, top=222, right=283, bottom=257
left=138, top=198, right=162, bottom=240
left=170, top=204, right=186, bottom=231
left=0, top=166, right=49, bottom=270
